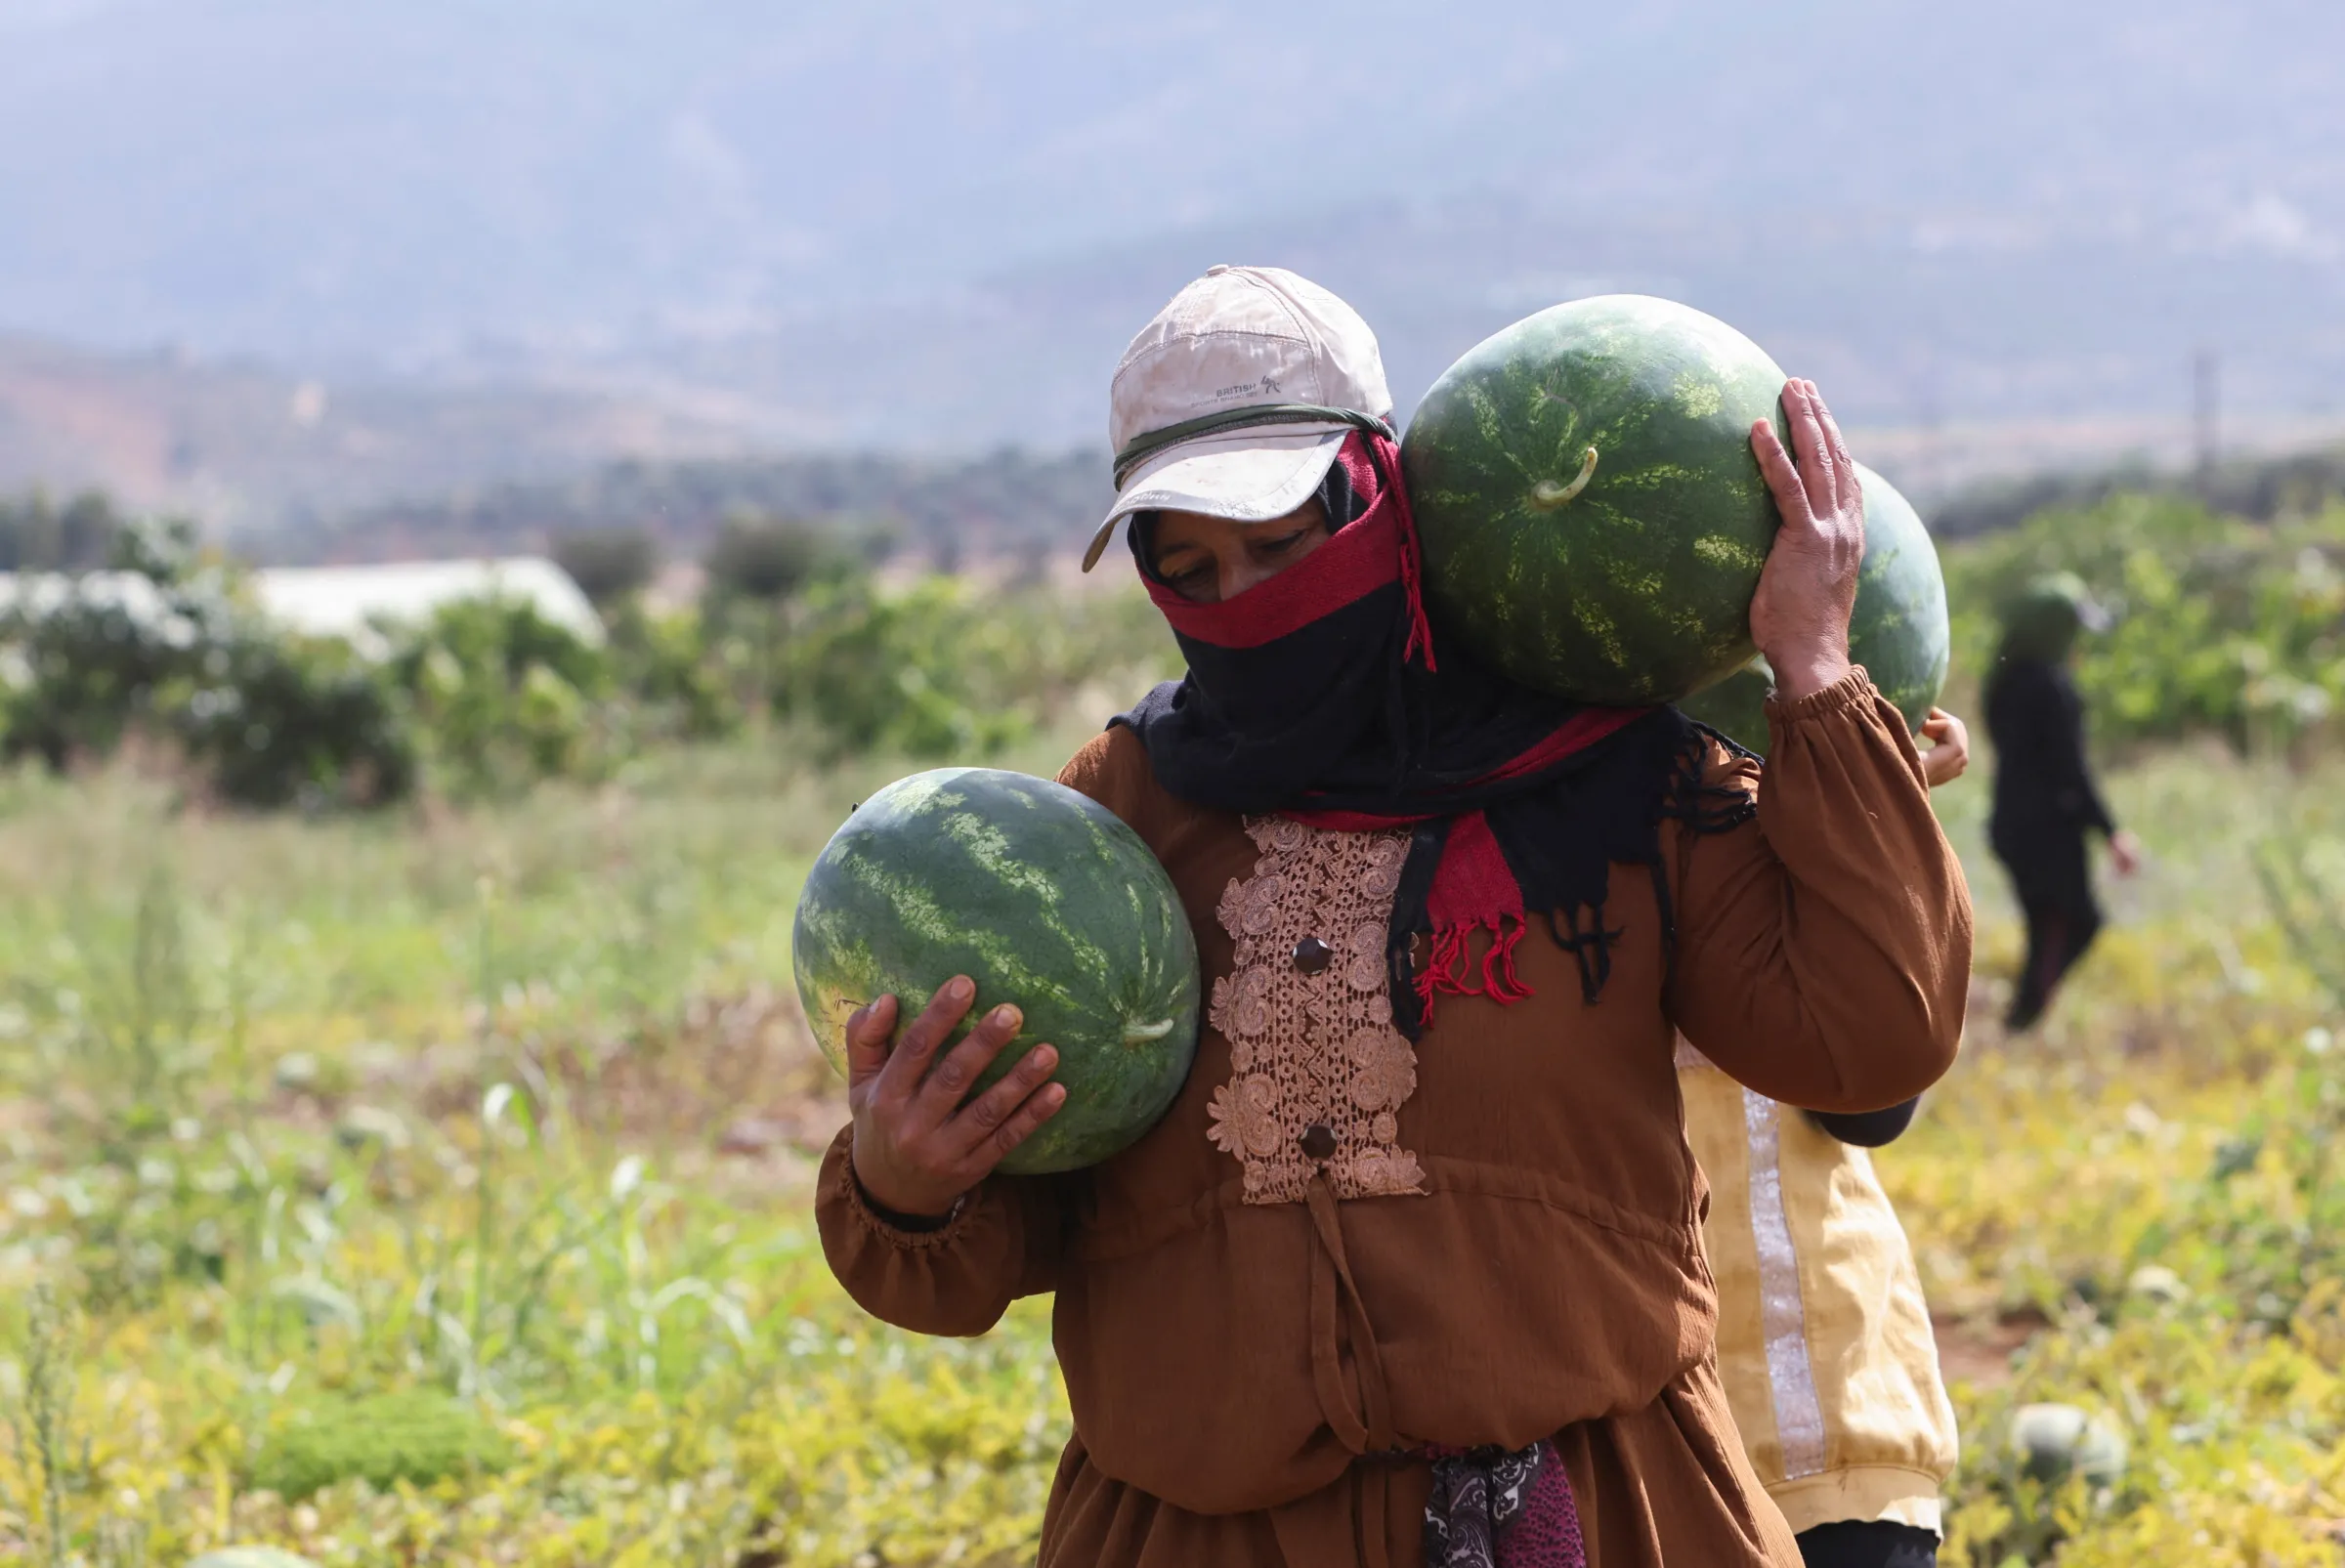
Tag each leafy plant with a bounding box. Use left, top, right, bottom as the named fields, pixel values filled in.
left=174, top=631, right=416, bottom=809
left=702, top=512, right=830, bottom=606
left=0, top=519, right=414, bottom=807
left=8, top=1283, right=72, bottom=1568
left=551, top=527, right=659, bottom=608
left=2258, top=837, right=2345, bottom=1001
left=774, top=578, right=1029, bottom=758
left=0, top=534, right=233, bottom=769
left=0, top=488, right=125, bottom=572
left=773, top=575, right=1175, bottom=761
left=603, top=601, right=741, bottom=742
left=251, top=1389, right=511, bottom=1501
left=1941, top=494, right=2345, bottom=753
left=383, top=594, right=612, bottom=792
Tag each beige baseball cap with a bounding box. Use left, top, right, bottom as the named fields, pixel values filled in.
left=1083, top=265, right=1395, bottom=572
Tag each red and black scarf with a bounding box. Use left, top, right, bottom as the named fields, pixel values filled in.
left=1114, top=430, right=1751, bottom=1037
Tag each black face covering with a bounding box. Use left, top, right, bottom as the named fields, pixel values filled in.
left=1123, top=447, right=1411, bottom=807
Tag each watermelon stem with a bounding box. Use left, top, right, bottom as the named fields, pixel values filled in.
left=1530, top=446, right=1600, bottom=509
left=1123, top=1017, right=1176, bottom=1044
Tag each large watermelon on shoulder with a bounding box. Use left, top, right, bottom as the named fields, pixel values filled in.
left=1841, top=463, right=1951, bottom=730
left=1677, top=658, right=1773, bottom=755
left=1402, top=295, right=1792, bottom=705
left=1679, top=462, right=1949, bottom=754
left=791, top=767, right=1200, bottom=1174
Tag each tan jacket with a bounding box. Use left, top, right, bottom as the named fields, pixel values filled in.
left=1678, top=1040, right=1960, bottom=1537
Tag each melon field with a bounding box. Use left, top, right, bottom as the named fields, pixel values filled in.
left=8, top=494, right=2345, bottom=1567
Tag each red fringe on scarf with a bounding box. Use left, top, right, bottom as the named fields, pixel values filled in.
left=1413, top=913, right=1533, bottom=1029
left=1406, top=808, right=1533, bottom=1026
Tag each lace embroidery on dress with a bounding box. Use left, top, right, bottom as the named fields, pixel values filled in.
left=1205, top=818, right=1428, bottom=1204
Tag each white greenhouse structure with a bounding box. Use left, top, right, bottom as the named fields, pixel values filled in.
left=0, top=557, right=603, bottom=656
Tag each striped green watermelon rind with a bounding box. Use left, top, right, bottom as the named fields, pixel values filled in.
left=1402, top=294, right=1792, bottom=705
left=1676, top=463, right=1949, bottom=755
left=1843, top=463, right=1949, bottom=732
left=790, top=767, right=1201, bottom=1174
left=1677, top=657, right=1773, bottom=754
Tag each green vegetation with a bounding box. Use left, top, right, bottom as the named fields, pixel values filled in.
left=0, top=518, right=414, bottom=805
left=0, top=490, right=126, bottom=572
left=1940, top=494, right=2345, bottom=751
left=250, top=1389, right=511, bottom=1502
left=7, top=487, right=2345, bottom=1563
left=1893, top=748, right=2345, bottom=1566
left=0, top=519, right=1178, bottom=804
left=10, top=713, right=2345, bottom=1564
left=1932, top=445, right=2345, bottom=540
left=0, top=724, right=1083, bottom=1566
left=549, top=530, right=660, bottom=610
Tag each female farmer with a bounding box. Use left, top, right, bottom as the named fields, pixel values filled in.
left=816, top=266, right=1972, bottom=1566
left=1983, top=573, right=2140, bottom=1031
left=1681, top=712, right=1972, bottom=1568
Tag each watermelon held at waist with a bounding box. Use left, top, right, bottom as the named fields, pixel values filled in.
left=790, top=766, right=1201, bottom=1175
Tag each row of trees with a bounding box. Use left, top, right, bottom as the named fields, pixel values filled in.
left=10, top=478, right=2342, bottom=812
left=0, top=504, right=1176, bottom=811
left=547, top=512, right=871, bottom=610
left=285, top=446, right=1109, bottom=568
left=0, top=489, right=130, bottom=572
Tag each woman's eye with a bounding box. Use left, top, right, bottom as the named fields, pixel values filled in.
left=1259, top=530, right=1310, bottom=556
left=1163, top=562, right=1215, bottom=596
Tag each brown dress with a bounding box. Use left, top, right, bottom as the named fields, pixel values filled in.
left=817, top=669, right=1973, bottom=1567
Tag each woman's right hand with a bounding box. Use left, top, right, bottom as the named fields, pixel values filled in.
left=1748, top=379, right=1865, bottom=702
left=2109, top=828, right=2144, bottom=878
left=845, top=976, right=1066, bottom=1219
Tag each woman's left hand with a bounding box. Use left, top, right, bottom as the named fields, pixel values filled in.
left=1748, top=379, right=1864, bottom=702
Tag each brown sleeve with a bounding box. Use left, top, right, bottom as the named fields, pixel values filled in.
left=1055, top=724, right=1166, bottom=835
left=815, top=1126, right=1071, bottom=1336
left=1667, top=667, right=1973, bottom=1114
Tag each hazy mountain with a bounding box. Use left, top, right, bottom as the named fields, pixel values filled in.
left=2, top=0, right=2342, bottom=518
left=5, top=0, right=2338, bottom=360
left=0, top=333, right=792, bottom=530
left=618, top=194, right=2345, bottom=451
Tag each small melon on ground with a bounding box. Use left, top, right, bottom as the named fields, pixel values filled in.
left=2009, top=1402, right=2128, bottom=1489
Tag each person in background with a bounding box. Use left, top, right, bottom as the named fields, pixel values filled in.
left=1679, top=707, right=1972, bottom=1568
left=1983, top=574, right=2141, bottom=1031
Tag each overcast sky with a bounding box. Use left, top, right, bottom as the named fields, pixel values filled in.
left=1, top=0, right=2337, bottom=368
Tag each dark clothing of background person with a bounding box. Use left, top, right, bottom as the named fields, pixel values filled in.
left=1797, top=1519, right=1942, bottom=1568
left=1984, top=657, right=2116, bottom=1030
